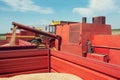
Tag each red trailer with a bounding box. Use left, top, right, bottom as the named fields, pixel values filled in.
left=0, top=16, right=120, bottom=80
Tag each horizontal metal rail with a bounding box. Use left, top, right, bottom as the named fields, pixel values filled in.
left=51, top=50, right=120, bottom=80
left=92, top=45, right=120, bottom=50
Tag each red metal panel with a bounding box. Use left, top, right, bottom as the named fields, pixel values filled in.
left=0, top=49, right=49, bottom=77
left=69, top=25, right=80, bottom=43
left=0, top=56, right=49, bottom=74
left=92, top=35, right=120, bottom=48
left=51, top=56, right=116, bottom=80
left=0, top=49, right=48, bottom=59
left=55, top=24, right=83, bottom=55
left=51, top=50, right=120, bottom=79
left=87, top=53, right=108, bottom=62
left=55, top=22, right=111, bottom=55
left=61, top=45, right=82, bottom=56
left=0, top=69, right=49, bottom=77
left=93, top=47, right=109, bottom=54
left=81, top=23, right=111, bottom=53
left=18, top=39, right=32, bottom=46
left=91, top=35, right=120, bottom=65
left=56, top=25, right=69, bottom=44
left=109, top=49, right=120, bottom=65
left=20, top=30, right=35, bottom=36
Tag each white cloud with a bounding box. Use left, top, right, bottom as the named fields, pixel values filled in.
left=0, top=0, right=54, bottom=14
left=73, top=0, right=120, bottom=17
left=73, top=8, right=94, bottom=17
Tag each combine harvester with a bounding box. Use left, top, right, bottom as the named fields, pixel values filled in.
left=0, top=16, right=120, bottom=80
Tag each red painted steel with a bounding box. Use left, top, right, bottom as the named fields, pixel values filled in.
left=61, top=44, right=82, bottom=55
left=0, top=17, right=119, bottom=79
left=51, top=56, right=116, bottom=80
left=93, top=47, right=110, bottom=55
left=81, top=23, right=111, bottom=54
left=109, top=49, right=120, bottom=65
left=0, top=49, right=48, bottom=59
left=55, top=24, right=82, bottom=54
left=92, top=35, right=120, bottom=65
left=18, top=39, right=32, bottom=46
left=0, top=57, right=48, bottom=74
left=20, top=30, right=35, bottom=36
left=87, top=53, right=109, bottom=62
left=50, top=50, right=120, bottom=79
left=55, top=21, right=111, bottom=56
left=92, top=35, right=120, bottom=48
left=0, top=49, right=49, bottom=77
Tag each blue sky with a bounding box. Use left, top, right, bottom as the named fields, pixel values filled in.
left=0, top=0, right=120, bottom=33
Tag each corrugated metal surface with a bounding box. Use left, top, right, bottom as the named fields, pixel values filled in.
left=0, top=48, right=49, bottom=77
left=69, top=26, right=80, bottom=43
left=50, top=50, right=120, bottom=80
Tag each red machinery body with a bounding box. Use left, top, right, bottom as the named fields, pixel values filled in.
left=55, top=16, right=120, bottom=65
left=0, top=16, right=120, bottom=80
left=55, top=17, right=111, bottom=56
left=91, top=35, right=120, bottom=65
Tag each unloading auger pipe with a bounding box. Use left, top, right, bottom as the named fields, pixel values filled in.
left=12, top=22, right=59, bottom=38
left=12, top=22, right=61, bottom=50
